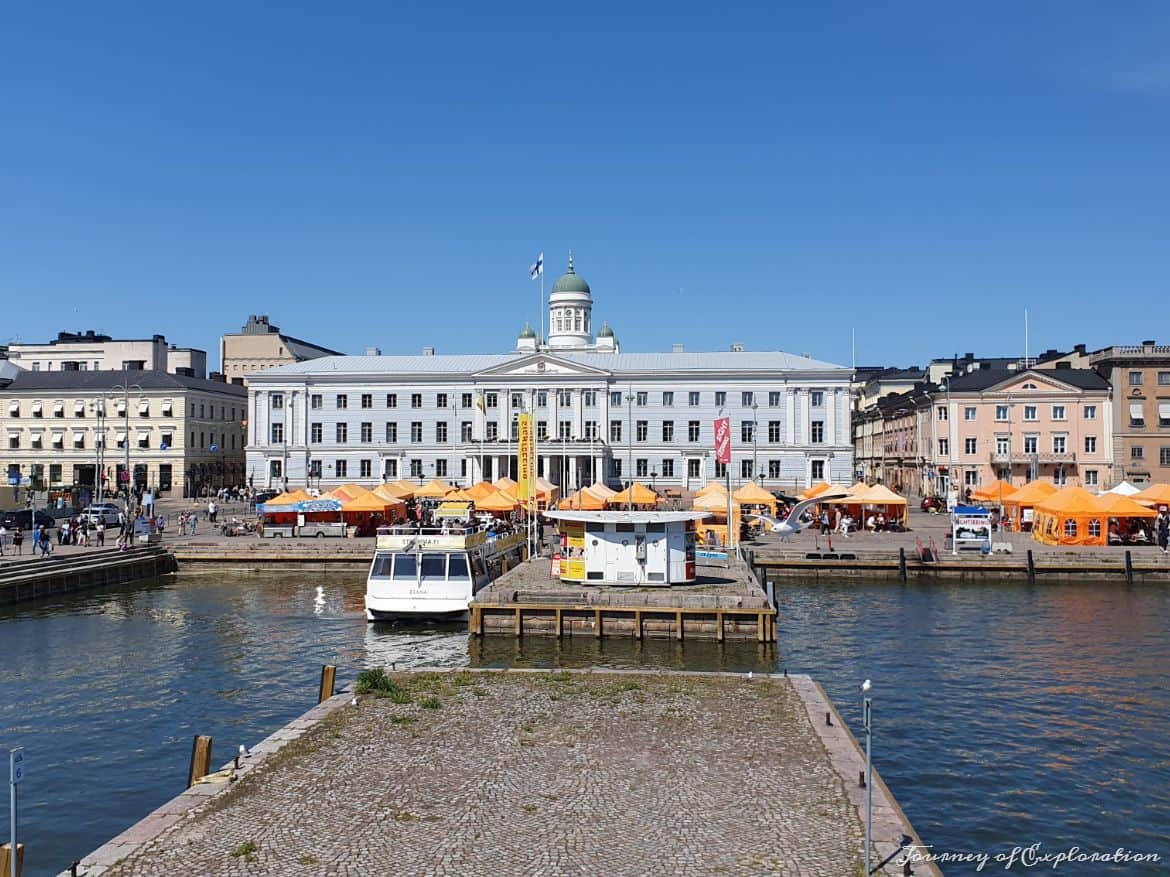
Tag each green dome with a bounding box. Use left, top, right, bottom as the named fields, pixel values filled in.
left=518, top=323, right=537, bottom=339
left=598, top=322, right=614, bottom=338
left=551, top=251, right=591, bottom=295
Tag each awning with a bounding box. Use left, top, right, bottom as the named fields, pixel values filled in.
left=162, top=400, right=173, bottom=415
left=115, top=431, right=127, bottom=442
left=138, top=401, right=150, bottom=414
left=1130, top=402, right=1145, bottom=419
left=7, top=429, right=20, bottom=437
left=51, top=432, right=64, bottom=445
left=53, top=402, right=64, bottom=414
left=115, top=401, right=126, bottom=414
left=74, top=401, right=85, bottom=414
left=137, top=428, right=151, bottom=436
left=1159, top=401, right=1170, bottom=420
left=73, top=429, right=87, bottom=436
left=31, top=402, right=42, bottom=414
left=7, top=401, right=18, bottom=414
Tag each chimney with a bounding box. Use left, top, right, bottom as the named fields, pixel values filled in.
left=672, top=343, right=685, bottom=353
left=422, top=346, right=435, bottom=356
left=364, top=347, right=382, bottom=356
left=231, top=377, right=245, bottom=386
left=209, top=371, right=226, bottom=382
left=1074, top=344, right=1086, bottom=355
left=980, top=362, right=991, bottom=370
left=730, top=343, right=745, bottom=353
left=1142, top=340, right=1155, bottom=352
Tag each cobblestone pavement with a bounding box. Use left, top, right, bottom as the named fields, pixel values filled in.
left=105, top=671, right=863, bottom=877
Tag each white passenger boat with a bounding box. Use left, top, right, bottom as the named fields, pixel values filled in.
left=365, top=525, right=527, bottom=620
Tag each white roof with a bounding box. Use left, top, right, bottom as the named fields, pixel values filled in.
left=255, top=349, right=845, bottom=378
left=544, top=510, right=710, bottom=524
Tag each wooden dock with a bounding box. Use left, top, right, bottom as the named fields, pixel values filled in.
left=469, top=556, right=776, bottom=641
left=0, top=546, right=178, bottom=605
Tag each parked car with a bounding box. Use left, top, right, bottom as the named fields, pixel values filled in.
left=920, top=496, right=945, bottom=513
left=81, top=503, right=122, bottom=526
left=0, top=509, right=56, bottom=531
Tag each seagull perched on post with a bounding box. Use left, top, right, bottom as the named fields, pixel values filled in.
left=747, top=495, right=848, bottom=542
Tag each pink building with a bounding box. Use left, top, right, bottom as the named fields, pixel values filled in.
left=927, top=367, right=1114, bottom=495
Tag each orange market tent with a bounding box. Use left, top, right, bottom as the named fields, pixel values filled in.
left=1002, top=480, right=1057, bottom=530
left=1094, top=492, right=1159, bottom=519
left=1133, top=483, right=1170, bottom=508
left=733, top=481, right=778, bottom=514
left=493, top=476, right=518, bottom=492
left=465, top=481, right=498, bottom=501
left=586, top=481, right=617, bottom=498
left=342, top=491, right=405, bottom=515
left=372, top=483, right=412, bottom=502
left=389, top=479, right=419, bottom=496
left=534, top=477, right=559, bottom=504
left=970, top=480, right=1017, bottom=503
left=474, top=490, right=519, bottom=513
left=852, top=484, right=909, bottom=525
left=1032, top=486, right=1110, bottom=546
left=271, top=489, right=313, bottom=505
left=414, top=479, right=455, bottom=499
left=334, top=483, right=370, bottom=500
left=694, top=482, right=727, bottom=498
left=443, top=489, right=475, bottom=503
left=560, top=487, right=608, bottom=510
left=692, top=491, right=741, bottom=547
left=608, top=482, right=659, bottom=508
left=798, top=482, right=832, bottom=500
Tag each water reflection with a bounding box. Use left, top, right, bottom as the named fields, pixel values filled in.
left=0, top=573, right=1167, bottom=877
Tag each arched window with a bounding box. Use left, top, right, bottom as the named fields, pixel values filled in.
left=1088, top=519, right=1101, bottom=538
left=1064, top=518, right=1077, bottom=538
left=575, top=310, right=582, bottom=332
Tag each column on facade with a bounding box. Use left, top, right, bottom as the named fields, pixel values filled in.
left=826, top=389, right=836, bottom=448
left=786, top=388, right=797, bottom=445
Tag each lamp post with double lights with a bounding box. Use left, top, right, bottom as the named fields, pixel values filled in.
left=109, top=370, right=144, bottom=513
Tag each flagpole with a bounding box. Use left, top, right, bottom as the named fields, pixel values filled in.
left=540, top=257, right=545, bottom=352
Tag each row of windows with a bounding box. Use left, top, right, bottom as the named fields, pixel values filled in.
left=938, top=435, right=1097, bottom=456
left=938, top=404, right=1096, bottom=422
left=276, top=456, right=824, bottom=483
left=1127, top=371, right=1170, bottom=386
left=1128, top=446, right=1170, bottom=465
left=280, top=418, right=829, bottom=446
left=6, top=430, right=237, bottom=451
left=274, top=389, right=834, bottom=411
left=6, top=400, right=238, bottom=420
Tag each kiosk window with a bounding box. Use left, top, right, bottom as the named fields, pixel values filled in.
left=421, top=554, right=447, bottom=582
left=392, top=554, right=417, bottom=581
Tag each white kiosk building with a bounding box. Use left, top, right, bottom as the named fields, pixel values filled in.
left=544, top=510, right=708, bottom=586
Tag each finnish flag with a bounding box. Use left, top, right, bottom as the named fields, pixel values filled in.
left=529, top=251, right=544, bottom=280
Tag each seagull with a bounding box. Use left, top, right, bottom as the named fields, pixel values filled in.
left=747, top=494, right=849, bottom=542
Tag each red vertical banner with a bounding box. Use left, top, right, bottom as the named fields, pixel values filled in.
left=714, top=416, right=731, bottom=464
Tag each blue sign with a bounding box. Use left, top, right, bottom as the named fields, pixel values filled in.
left=209, top=443, right=218, bottom=453
left=159, top=442, right=170, bottom=451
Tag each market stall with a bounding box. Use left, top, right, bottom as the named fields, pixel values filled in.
left=341, top=491, right=406, bottom=534
left=608, top=482, right=660, bottom=510
left=969, top=479, right=1017, bottom=504
left=414, top=479, right=455, bottom=500
left=1001, top=480, right=1057, bottom=532
left=1133, top=483, right=1170, bottom=508
left=1032, top=486, right=1107, bottom=546
left=732, top=481, right=779, bottom=515
left=560, top=486, right=608, bottom=510
left=474, top=489, right=519, bottom=516
left=1093, top=493, right=1159, bottom=545
left=692, top=490, right=740, bottom=548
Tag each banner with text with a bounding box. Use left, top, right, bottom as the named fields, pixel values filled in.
left=714, top=416, right=731, bottom=465
left=518, top=413, right=534, bottom=501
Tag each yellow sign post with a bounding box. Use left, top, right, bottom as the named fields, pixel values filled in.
left=518, top=414, right=534, bottom=501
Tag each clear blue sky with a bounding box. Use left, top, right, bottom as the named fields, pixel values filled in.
left=3, top=2, right=1168, bottom=369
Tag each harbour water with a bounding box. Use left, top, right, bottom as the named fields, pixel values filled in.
left=1, top=572, right=1167, bottom=875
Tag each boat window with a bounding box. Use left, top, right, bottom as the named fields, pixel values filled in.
left=616, top=523, right=635, bottom=532
left=392, top=554, right=417, bottom=581
left=646, top=523, right=665, bottom=532
left=420, top=553, right=447, bottom=582
left=585, top=521, right=605, bottom=533
left=448, top=554, right=470, bottom=580
left=371, top=554, right=393, bottom=577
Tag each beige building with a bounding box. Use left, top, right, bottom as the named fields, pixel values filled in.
left=5, top=330, right=206, bottom=377
left=1, top=369, right=246, bottom=500
left=220, top=315, right=340, bottom=385
left=1089, top=340, right=1170, bottom=485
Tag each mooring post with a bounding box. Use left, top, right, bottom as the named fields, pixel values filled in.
left=1026, top=549, right=1036, bottom=586
left=318, top=664, right=337, bottom=704
left=187, top=735, right=213, bottom=788
left=898, top=546, right=908, bottom=583
left=1125, top=550, right=1134, bottom=586
left=0, top=844, right=25, bottom=877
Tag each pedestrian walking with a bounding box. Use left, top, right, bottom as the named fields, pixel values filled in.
left=1157, top=508, right=1169, bottom=554
left=12, top=528, right=23, bottom=555
left=97, top=521, right=105, bottom=547
left=208, top=500, right=217, bottom=523
left=0, top=524, right=6, bottom=556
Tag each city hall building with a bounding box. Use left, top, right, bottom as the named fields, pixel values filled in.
left=244, top=256, right=854, bottom=494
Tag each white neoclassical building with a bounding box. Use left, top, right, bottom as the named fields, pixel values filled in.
left=245, top=255, right=854, bottom=494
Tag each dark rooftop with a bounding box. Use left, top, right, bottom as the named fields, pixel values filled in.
left=0, top=370, right=246, bottom=395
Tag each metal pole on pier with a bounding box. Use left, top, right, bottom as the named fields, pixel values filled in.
left=861, top=681, right=872, bottom=877
left=10, top=747, right=24, bottom=877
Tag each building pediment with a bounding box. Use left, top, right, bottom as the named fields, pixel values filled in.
left=471, top=354, right=611, bottom=379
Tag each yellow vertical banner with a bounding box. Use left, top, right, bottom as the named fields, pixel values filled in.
left=518, top=413, right=534, bottom=501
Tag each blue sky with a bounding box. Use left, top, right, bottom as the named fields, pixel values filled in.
left=3, top=2, right=1168, bottom=369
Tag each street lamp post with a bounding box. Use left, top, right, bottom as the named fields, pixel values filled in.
left=751, top=399, right=758, bottom=483
left=625, top=386, right=634, bottom=511
left=110, top=370, right=143, bottom=513
left=89, top=399, right=107, bottom=505
left=650, top=469, right=657, bottom=495
left=861, top=679, right=873, bottom=877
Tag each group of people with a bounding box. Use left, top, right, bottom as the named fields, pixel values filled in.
left=816, top=507, right=893, bottom=536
